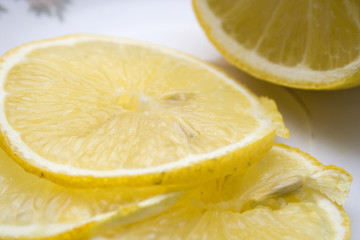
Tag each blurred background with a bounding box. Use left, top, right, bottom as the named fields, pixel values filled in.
left=0, top=0, right=359, bottom=238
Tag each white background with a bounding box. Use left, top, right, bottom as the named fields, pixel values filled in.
left=0, top=0, right=359, bottom=238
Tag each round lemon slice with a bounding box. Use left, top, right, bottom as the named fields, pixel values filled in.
left=91, top=144, right=352, bottom=240
left=0, top=147, right=181, bottom=240
left=0, top=34, right=287, bottom=187
left=193, top=0, right=360, bottom=89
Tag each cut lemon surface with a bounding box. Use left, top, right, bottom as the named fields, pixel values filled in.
left=0, top=147, right=182, bottom=240
left=91, top=144, right=352, bottom=240
left=193, top=0, right=360, bottom=90
left=0, top=34, right=287, bottom=188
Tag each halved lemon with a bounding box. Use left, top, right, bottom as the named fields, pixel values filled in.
left=193, top=0, right=360, bottom=90
left=0, top=147, right=182, bottom=240
left=91, top=144, right=352, bottom=240
left=0, top=34, right=287, bottom=188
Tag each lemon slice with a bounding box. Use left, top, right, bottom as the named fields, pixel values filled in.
left=91, top=144, right=352, bottom=240
left=193, top=0, right=360, bottom=89
left=0, top=34, right=287, bottom=188
left=0, top=147, right=182, bottom=240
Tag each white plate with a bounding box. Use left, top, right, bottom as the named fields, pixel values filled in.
left=0, top=0, right=359, bottom=238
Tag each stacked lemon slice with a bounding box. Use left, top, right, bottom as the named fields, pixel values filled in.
left=91, top=144, right=351, bottom=240
left=0, top=35, right=287, bottom=188
left=0, top=35, right=352, bottom=239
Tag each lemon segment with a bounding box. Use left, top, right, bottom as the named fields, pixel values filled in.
left=91, top=144, right=351, bottom=240
left=0, top=34, right=287, bottom=187
left=193, top=0, right=360, bottom=89
left=0, top=147, right=182, bottom=240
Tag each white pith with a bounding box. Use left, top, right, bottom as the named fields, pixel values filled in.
left=0, top=34, right=275, bottom=178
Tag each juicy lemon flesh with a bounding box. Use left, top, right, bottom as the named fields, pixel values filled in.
left=91, top=144, right=351, bottom=240
left=0, top=147, right=168, bottom=231
left=207, top=0, right=360, bottom=71
left=5, top=40, right=262, bottom=171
